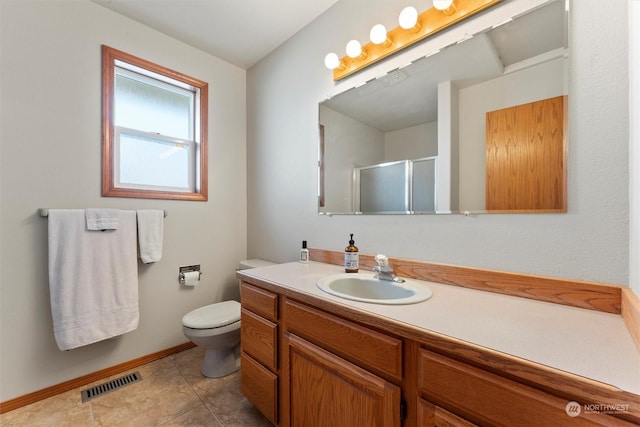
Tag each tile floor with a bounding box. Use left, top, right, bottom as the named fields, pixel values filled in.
left=0, top=346, right=273, bottom=426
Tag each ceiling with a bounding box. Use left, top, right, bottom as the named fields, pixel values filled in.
left=91, top=0, right=338, bottom=69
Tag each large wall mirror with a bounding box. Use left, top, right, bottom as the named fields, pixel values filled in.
left=318, top=0, right=568, bottom=215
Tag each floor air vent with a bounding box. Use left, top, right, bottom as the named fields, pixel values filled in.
left=81, top=371, right=142, bottom=402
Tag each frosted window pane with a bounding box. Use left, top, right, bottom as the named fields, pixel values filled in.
left=359, top=163, right=408, bottom=212
left=413, top=159, right=436, bottom=212
left=119, top=133, right=190, bottom=189
left=115, top=74, right=193, bottom=140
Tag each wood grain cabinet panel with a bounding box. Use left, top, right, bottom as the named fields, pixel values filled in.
left=485, top=95, right=566, bottom=211
left=284, top=299, right=403, bottom=381
left=418, top=349, right=636, bottom=427
left=286, top=333, right=401, bottom=427
left=240, top=308, right=277, bottom=371
left=240, top=352, right=277, bottom=425
left=241, top=282, right=278, bottom=321
left=417, top=399, right=477, bottom=427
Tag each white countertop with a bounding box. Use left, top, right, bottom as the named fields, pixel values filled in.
left=239, top=261, right=640, bottom=395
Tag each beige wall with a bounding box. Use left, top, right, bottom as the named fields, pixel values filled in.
left=629, top=0, right=640, bottom=295
left=0, top=1, right=247, bottom=401
left=247, top=0, right=630, bottom=284
left=384, top=122, right=438, bottom=162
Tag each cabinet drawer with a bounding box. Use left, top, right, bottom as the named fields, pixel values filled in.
left=418, top=349, right=634, bottom=427
left=241, top=308, right=277, bottom=371
left=241, top=282, right=278, bottom=321
left=241, top=352, right=277, bottom=425
left=284, top=299, right=402, bottom=381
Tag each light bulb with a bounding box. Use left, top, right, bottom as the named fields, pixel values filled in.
left=370, top=24, right=388, bottom=45
left=433, top=0, right=453, bottom=10
left=324, top=52, right=340, bottom=70
left=346, top=40, right=362, bottom=58
left=399, top=6, right=419, bottom=30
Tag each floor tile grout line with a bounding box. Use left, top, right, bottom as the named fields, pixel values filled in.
left=211, top=410, right=225, bottom=427
left=167, top=349, right=222, bottom=426
left=89, top=399, right=96, bottom=427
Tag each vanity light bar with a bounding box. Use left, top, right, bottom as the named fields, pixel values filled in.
left=327, top=0, right=502, bottom=81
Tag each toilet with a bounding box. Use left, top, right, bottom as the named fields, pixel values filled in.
left=182, top=259, right=275, bottom=378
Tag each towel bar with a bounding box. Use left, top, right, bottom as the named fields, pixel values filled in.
left=38, top=208, right=168, bottom=218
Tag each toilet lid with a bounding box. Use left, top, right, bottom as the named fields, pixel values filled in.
left=182, top=300, right=240, bottom=329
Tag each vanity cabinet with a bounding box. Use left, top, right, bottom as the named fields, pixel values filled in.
left=239, top=278, right=638, bottom=427
left=240, top=283, right=279, bottom=425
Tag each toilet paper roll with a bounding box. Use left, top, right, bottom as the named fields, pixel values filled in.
left=183, top=271, right=200, bottom=287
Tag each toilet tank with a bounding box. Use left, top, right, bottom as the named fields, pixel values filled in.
left=238, top=259, right=276, bottom=270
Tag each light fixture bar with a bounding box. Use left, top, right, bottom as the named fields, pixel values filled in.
left=332, top=0, right=502, bottom=81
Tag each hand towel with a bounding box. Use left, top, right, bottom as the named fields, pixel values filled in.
left=85, top=208, right=119, bottom=230
left=136, top=210, right=164, bottom=263
left=48, top=209, right=138, bottom=351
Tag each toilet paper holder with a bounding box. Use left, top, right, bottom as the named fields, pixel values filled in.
left=179, top=265, right=202, bottom=285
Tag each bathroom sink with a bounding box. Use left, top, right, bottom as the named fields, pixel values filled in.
left=316, top=273, right=432, bottom=305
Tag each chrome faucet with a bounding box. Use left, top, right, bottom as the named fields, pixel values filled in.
left=373, top=254, right=405, bottom=283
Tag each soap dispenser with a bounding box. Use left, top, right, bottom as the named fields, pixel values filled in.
left=300, top=240, right=309, bottom=263
left=344, top=233, right=359, bottom=273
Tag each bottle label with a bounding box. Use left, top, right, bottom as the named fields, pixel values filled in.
left=300, top=250, right=309, bottom=263
left=345, top=252, right=359, bottom=269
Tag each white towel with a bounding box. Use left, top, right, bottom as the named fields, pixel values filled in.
left=48, top=209, right=139, bottom=351
left=136, top=210, right=164, bottom=264
left=85, top=208, right=119, bottom=230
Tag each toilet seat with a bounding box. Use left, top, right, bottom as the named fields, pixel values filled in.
left=182, top=300, right=240, bottom=329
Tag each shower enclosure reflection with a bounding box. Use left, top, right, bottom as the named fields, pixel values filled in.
left=353, top=157, right=437, bottom=214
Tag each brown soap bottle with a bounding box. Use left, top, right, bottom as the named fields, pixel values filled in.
left=344, top=233, right=359, bottom=273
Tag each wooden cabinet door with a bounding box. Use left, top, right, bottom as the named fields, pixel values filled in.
left=286, top=333, right=401, bottom=427
left=485, top=95, right=566, bottom=211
